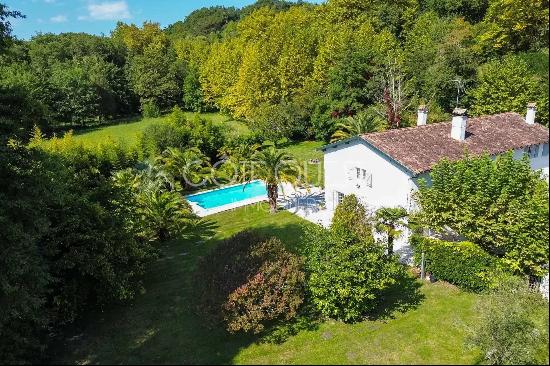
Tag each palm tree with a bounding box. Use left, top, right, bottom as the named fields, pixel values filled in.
left=139, top=190, right=196, bottom=242
left=330, top=111, right=383, bottom=143
left=374, top=207, right=408, bottom=255
left=249, top=146, right=300, bottom=213
left=161, top=147, right=212, bottom=190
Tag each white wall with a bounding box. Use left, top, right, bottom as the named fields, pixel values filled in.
left=323, top=139, right=414, bottom=212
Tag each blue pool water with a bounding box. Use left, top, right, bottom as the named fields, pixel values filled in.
left=186, top=181, right=267, bottom=209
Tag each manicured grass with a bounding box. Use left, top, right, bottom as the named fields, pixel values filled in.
left=284, top=140, right=325, bottom=187
left=58, top=203, right=482, bottom=365
left=67, top=112, right=249, bottom=147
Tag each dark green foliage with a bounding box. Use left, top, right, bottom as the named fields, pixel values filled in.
left=304, top=224, right=402, bottom=322
left=166, top=6, right=240, bottom=37
left=413, top=153, right=549, bottom=278
left=468, top=277, right=549, bottom=365
left=331, top=194, right=372, bottom=239
left=0, top=144, right=53, bottom=363
left=183, top=65, right=207, bottom=112
left=139, top=107, right=225, bottom=159
left=248, top=101, right=310, bottom=140
left=305, top=195, right=402, bottom=322
left=413, top=236, right=503, bottom=291
left=469, top=55, right=548, bottom=125
left=420, top=0, right=488, bottom=23
left=195, top=231, right=305, bottom=333
left=0, top=139, right=156, bottom=363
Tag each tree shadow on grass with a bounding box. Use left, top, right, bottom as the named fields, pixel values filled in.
left=367, top=268, right=426, bottom=321
left=56, top=221, right=312, bottom=365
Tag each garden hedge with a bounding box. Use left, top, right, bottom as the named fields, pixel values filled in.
left=413, top=236, right=503, bottom=291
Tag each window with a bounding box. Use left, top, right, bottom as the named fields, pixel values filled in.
left=356, top=167, right=361, bottom=179
left=336, top=191, right=345, bottom=205
left=543, top=143, right=549, bottom=157
left=525, top=145, right=540, bottom=158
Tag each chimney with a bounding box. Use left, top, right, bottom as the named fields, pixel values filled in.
left=417, top=105, right=428, bottom=126
left=451, top=108, right=467, bottom=142
left=526, top=103, right=537, bottom=125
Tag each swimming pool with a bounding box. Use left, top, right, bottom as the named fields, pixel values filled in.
left=186, top=180, right=268, bottom=211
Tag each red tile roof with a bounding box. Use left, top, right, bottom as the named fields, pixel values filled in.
left=360, top=112, right=549, bottom=175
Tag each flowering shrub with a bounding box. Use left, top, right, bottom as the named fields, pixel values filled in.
left=195, top=232, right=305, bottom=333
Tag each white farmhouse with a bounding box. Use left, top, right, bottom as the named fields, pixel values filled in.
left=321, top=104, right=549, bottom=257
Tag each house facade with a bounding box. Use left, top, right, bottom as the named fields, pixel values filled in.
left=321, top=105, right=550, bottom=258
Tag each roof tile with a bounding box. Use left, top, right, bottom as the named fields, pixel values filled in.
left=360, top=112, right=549, bottom=175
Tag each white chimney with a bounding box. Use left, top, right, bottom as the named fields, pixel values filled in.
left=417, top=105, right=428, bottom=126
left=526, top=103, right=537, bottom=125
left=451, top=108, right=467, bottom=142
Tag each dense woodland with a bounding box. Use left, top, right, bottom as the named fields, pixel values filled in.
left=1, top=0, right=549, bottom=364
left=1, top=0, right=549, bottom=140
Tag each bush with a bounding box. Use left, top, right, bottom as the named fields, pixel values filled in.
left=138, top=107, right=225, bottom=160
left=331, top=194, right=372, bottom=240
left=141, top=101, right=161, bottom=118
left=195, top=231, right=305, bottom=333
left=304, top=225, right=402, bottom=323
left=467, top=277, right=549, bottom=365
left=413, top=236, right=503, bottom=291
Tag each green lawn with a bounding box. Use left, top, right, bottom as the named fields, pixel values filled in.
left=284, top=140, right=325, bottom=187
left=58, top=204, right=482, bottom=365
left=68, top=112, right=250, bottom=147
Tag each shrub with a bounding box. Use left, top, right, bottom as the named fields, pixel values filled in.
left=331, top=194, right=372, bottom=240
left=138, top=107, right=225, bottom=160
left=141, top=101, right=161, bottom=118
left=304, top=224, right=402, bottom=322
left=223, top=238, right=305, bottom=333
left=195, top=231, right=305, bottom=333
left=467, top=277, right=549, bottom=365
left=413, top=236, right=504, bottom=291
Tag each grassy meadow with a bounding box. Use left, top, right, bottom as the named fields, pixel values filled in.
left=67, top=112, right=250, bottom=147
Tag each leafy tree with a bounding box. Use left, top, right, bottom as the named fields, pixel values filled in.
left=468, top=277, right=549, bottom=365
left=113, top=22, right=182, bottom=111
left=166, top=6, right=240, bottom=37
left=304, top=195, right=402, bottom=322
left=413, top=153, right=549, bottom=278
left=323, top=0, right=419, bottom=37
left=374, top=206, right=408, bottom=255
left=420, top=0, right=488, bottom=23
left=403, top=12, right=478, bottom=111
left=469, top=55, right=547, bottom=125
left=249, top=146, right=301, bottom=213
left=0, top=3, right=23, bottom=53
left=478, top=0, right=549, bottom=54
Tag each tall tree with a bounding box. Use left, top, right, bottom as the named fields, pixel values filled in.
left=478, top=0, right=549, bottom=54
left=413, top=153, right=549, bottom=278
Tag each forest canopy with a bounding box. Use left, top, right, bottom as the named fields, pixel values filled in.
left=1, top=0, right=548, bottom=141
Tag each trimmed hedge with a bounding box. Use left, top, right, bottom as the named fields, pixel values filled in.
left=413, top=236, right=503, bottom=291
